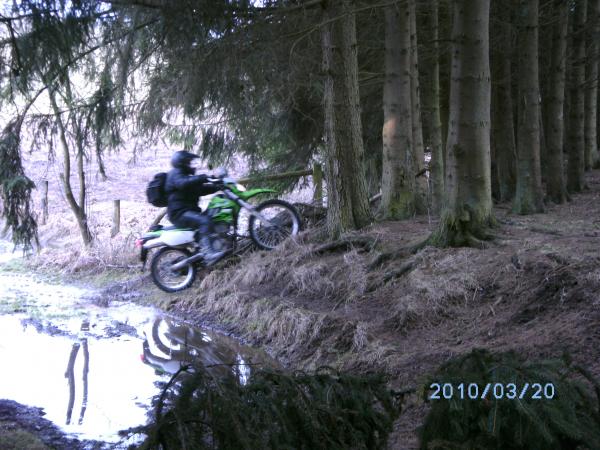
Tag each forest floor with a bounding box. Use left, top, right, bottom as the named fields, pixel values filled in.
left=4, top=151, right=600, bottom=448
left=163, top=170, right=600, bottom=449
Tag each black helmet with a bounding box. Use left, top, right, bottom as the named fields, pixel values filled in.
left=171, top=150, right=199, bottom=171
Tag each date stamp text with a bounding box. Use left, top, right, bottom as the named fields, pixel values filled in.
left=428, top=382, right=555, bottom=400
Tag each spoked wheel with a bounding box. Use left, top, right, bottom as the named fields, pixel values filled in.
left=249, top=199, right=302, bottom=250
left=150, top=247, right=197, bottom=293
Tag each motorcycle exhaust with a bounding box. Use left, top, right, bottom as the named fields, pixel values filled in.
left=170, top=253, right=203, bottom=271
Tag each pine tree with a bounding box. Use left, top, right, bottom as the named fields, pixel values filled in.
left=321, top=0, right=372, bottom=237
left=545, top=0, right=569, bottom=203
left=430, top=0, right=494, bottom=247
left=381, top=1, right=416, bottom=219
left=513, top=0, right=545, bottom=214
left=567, top=0, right=588, bottom=192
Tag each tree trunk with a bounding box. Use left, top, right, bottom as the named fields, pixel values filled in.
left=48, top=87, right=93, bottom=246
left=41, top=180, right=49, bottom=225
left=381, top=2, right=415, bottom=219
left=321, top=0, right=372, bottom=237
left=96, top=142, right=108, bottom=181
left=431, top=0, right=494, bottom=247
left=423, top=0, right=444, bottom=214
left=409, top=0, right=428, bottom=213
left=567, top=0, right=587, bottom=192
left=491, top=2, right=517, bottom=203
left=513, top=0, right=545, bottom=214
left=585, top=0, right=600, bottom=169
left=545, top=0, right=569, bottom=203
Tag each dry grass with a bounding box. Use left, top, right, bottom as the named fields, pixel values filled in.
left=168, top=227, right=495, bottom=373
left=19, top=144, right=315, bottom=277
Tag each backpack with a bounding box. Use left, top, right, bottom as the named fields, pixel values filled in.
left=146, top=172, right=168, bottom=207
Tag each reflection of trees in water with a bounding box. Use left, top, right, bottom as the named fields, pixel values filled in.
left=142, top=317, right=251, bottom=383
left=64, top=321, right=89, bottom=426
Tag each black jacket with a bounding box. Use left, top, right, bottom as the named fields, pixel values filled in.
left=165, top=167, right=220, bottom=220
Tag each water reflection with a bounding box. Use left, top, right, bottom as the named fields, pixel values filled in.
left=0, top=314, right=159, bottom=445
left=0, top=312, right=273, bottom=444
left=65, top=321, right=90, bottom=426
left=142, top=317, right=254, bottom=384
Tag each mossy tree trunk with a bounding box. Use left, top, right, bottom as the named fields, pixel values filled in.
left=567, top=0, right=587, bottom=192
left=381, top=2, right=415, bottom=219
left=321, top=0, right=372, bottom=238
left=585, top=0, right=600, bottom=169
left=430, top=0, right=494, bottom=247
left=408, top=0, right=428, bottom=214
left=491, top=1, right=517, bottom=203
left=545, top=0, right=569, bottom=203
left=513, top=0, right=545, bottom=214
left=423, top=0, right=444, bottom=215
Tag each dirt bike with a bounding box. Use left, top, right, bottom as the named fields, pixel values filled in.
left=136, top=170, right=302, bottom=292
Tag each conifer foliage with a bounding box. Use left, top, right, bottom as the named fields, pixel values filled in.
left=130, top=365, right=399, bottom=450
left=420, top=349, right=600, bottom=449
left=0, top=119, right=38, bottom=250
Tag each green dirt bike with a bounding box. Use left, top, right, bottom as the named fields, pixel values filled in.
left=136, top=170, right=302, bottom=293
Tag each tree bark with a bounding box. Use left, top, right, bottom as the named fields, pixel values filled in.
left=431, top=0, right=494, bottom=246
left=381, top=2, right=415, bottom=219
left=96, top=142, right=108, bottom=181
left=585, top=0, right=600, bottom=169
left=41, top=180, right=49, bottom=225
left=321, top=0, right=372, bottom=238
left=491, top=2, right=517, bottom=203
left=408, top=0, right=427, bottom=213
left=48, top=87, right=93, bottom=246
left=423, top=0, right=444, bottom=214
left=513, top=0, right=545, bottom=214
left=567, top=0, right=587, bottom=192
left=545, top=0, right=569, bottom=203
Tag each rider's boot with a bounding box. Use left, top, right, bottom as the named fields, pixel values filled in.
left=199, top=234, right=226, bottom=266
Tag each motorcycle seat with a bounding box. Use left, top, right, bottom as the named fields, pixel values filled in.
left=149, top=224, right=192, bottom=232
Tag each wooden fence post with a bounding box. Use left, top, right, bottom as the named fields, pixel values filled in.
left=312, top=163, right=323, bottom=206
left=111, top=200, right=120, bottom=237
left=41, top=180, right=49, bottom=225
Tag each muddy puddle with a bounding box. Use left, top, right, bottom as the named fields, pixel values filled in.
left=0, top=245, right=274, bottom=447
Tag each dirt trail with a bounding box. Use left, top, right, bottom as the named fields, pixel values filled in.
left=167, top=171, right=600, bottom=449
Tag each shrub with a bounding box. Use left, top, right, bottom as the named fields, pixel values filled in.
left=420, top=349, right=600, bottom=450
left=130, top=365, right=400, bottom=450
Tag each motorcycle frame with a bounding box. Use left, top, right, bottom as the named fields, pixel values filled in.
left=139, top=183, right=278, bottom=268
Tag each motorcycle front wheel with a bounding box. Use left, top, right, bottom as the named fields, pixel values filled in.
left=150, top=247, right=197, bottom=292
left=248, top=199, right=302, bottom=250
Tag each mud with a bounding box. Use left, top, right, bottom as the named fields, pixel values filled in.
left=0, top=400, right=99, bottom=450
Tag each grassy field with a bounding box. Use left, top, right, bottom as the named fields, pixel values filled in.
left=18, top=144, right=313, bottom=275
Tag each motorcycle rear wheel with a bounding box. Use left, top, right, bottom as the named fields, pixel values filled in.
left=150, top=247, right=197, bottom=292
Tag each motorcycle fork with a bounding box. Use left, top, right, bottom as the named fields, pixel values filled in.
left=225, top=191, right=274, bottom=226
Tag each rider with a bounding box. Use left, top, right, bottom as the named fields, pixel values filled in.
left=165, top=150, right=225, bottom=265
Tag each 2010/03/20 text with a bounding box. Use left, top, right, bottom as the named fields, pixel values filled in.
left=429, top=383, right=555, bottom=400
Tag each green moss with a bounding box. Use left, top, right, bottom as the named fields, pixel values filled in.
left=383, top=189, right=416, bottom=220
left=0, top=258, right=29, bottom=273
left=0, top=421, right=49, bottom=450
left=62, top=268, right=131, bottom=289
left=427, top=206, right=496, bottom=248
left=0, top=299, right=28, bottom=314
left=512, top=187, right=545, bottom=215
